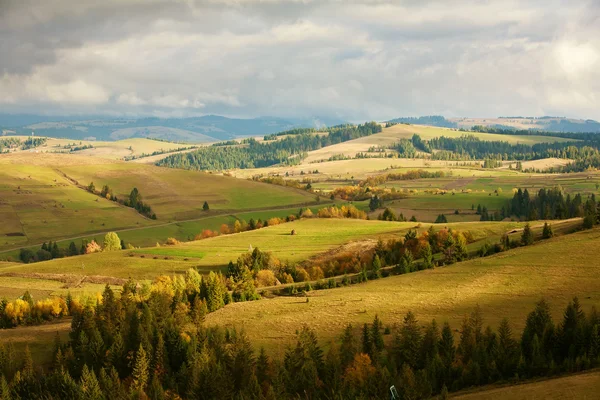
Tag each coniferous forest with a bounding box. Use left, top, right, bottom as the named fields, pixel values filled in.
left=157, top=122, right=381, bottom=170
left=0, top=282, right=598, bottom=400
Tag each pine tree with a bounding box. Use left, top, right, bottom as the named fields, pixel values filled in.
left=22, top=345, right=33, bottom=377
left=439, top=322, right=456, bottom=367
left=521, top=223, right=534, bottom=245
left=132, top=344, right=149, bottom=395
left=371, top=254, right=382, bottom=278
left=80, top=364, right=103, bottom=400
left=0, top=375, right=10, bottom=400
left=395, top=311, right=422, bottom=369
left=361, top=323, right=372, bottom=358
left=68, top=241, right=79, bottom=256
left=421, top=242, right=434, bottom=269
left=371, top=315, right=384, bottom=354
left=203, top=201, right=210, bottom=211
left=340, top=324, right=357, bottom=369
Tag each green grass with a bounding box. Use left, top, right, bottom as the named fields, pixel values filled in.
left=58, top=162, right=315, bottom=220
left=0, top=154, right=317, bottom=252
left=204, top=226, right=600, bottom=355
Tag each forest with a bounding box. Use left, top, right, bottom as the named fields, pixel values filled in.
left=157, top=122, right=382, bottom=170
left=1, top=282, right=598, bottom=400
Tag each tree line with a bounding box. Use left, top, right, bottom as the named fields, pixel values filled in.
left=407, top=133, right=600, bottom=172
left=156, top=122, right=382, bottom=171
left=1, top=282, right=599, bottom=399
left=476, top=187, right=598, bottom=223
left=87, top=183, right=156, bottom=219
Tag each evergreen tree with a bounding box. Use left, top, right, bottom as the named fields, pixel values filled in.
left=435, top=214, right=448, bottom=223
left=521, top=223, right=534, bottom=246
left=203, top=201, right=209, bottom=211
left=80, top=364, right=103, bottom=400
left=340, top=324, right=357, bottom=369
left=371, top=254, right=382, bottom=278
left=68, top=241, right=79, bottom=256
left=371, top=315, right=384, bottom=354
left=542, top=222, right=554, bottom=239
left=361, top=323, right=372, bottom=357
left=421, top=242, right=434, bottom=269
left=132, top=344, right=149, bottom=395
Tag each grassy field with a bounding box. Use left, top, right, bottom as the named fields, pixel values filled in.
left=0, top=217, right=543, bottom=293
left=0, top=153, right=316, bottom=251
left=376, top=172, right=600, bottom=222
left=454, top=370, right=600, bottom=399
left=58, top=161, right=315, bottom=220
left=203, top=226, right=600, bottom=356
left=0, top=218, right=415, bottom=280
left=4, top=136, right=198, bottom=160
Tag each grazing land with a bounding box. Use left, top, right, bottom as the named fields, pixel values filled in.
left=454, top=370, right=600, bottom=399
left=204, top=226, right=600, bottom=354
left=0, top=153, right=316, bottom=251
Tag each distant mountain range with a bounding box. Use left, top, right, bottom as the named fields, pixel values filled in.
left=0, top=114, right=346, bottom=143
left=388, top=115, right=600, bottom=133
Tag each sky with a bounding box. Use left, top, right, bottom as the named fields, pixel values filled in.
left=0, top=0, right=599, bottom=121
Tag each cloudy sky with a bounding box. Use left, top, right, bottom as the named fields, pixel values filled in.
left=1, top=0, right=599, bottom=121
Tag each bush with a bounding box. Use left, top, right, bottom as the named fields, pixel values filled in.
left=165, top=237, right=180, bottom=245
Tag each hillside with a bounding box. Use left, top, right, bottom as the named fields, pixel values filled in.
left=204, top=226, right=600, bottom=353
left=454, top=370, right=600, bottom=399
left=0, top=153, right=316, bottom=250
left=0, top=114, right=345, bottom=142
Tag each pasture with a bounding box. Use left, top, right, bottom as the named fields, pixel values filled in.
left=454, top=369, right=600, bottom=399
left=3, top=136, right=198, bottom=161
left=0, top=153, right=317, bottom=251
left=204, top=226, right=600, bottom=355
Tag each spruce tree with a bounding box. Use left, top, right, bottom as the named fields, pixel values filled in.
left=421, top=242, right=434, bottom=269
left=80, top=365, right=102, bottom=400
left=340, top=324, right=357, bottom=369
left=521, top=223, right=534, bottom=246
left=361, top=323, right=372, bottom=357
left=132, top=344, right=149, bottom=395
left=371, top=315, right=384, bottom=354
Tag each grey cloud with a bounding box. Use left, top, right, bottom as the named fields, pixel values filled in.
left=0, top=0, right=599, bottom=120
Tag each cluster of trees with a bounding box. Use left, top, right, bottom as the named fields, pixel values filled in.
left=263, top=127, right=317, bottom=140
left=7, top=282, right=597, bottom=398
left=359, top=169, right=446, bottom=188
left=157, top=122, right=381, bottom=170
left=124, top=145, right=197, bottom=161
left=0, top=137, right=47, bottom=152
left=505, top=187, right=595, bottom=221
left=124, top=188, right=156, bottom=219
left=0, top=291, right=69, bottom=328
left=388, top=115, right=457, bottom=128
left=87, top=184, right=156, bottom=219
left=316, top=205, right=366, bottom=219
left=0, top=137, right=22, bottom=152
left=19, top=240, right=82, bottom=263
left=392, top=139, right=417, bottom=158
left=377, top=208, right=416, bottom=222
left=406, top=133, right=600, bottom=173
left=19, top=233, right=127, bottom=264
left=372, top=227, right=468, bottom=272
left=331, top=185, right=407, bottom=202
left=21, top=136, right=47, bottom=150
